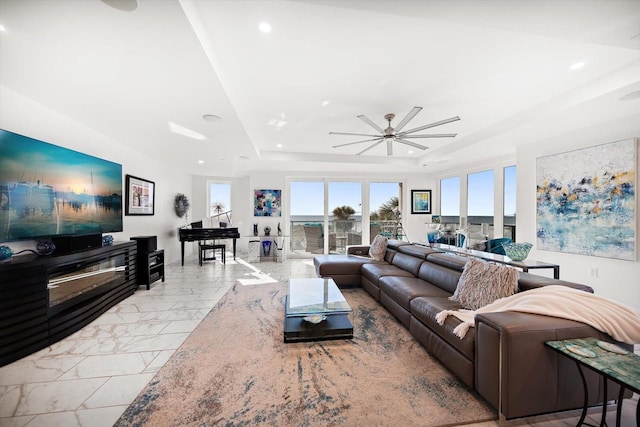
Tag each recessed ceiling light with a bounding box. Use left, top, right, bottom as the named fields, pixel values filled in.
left=570, top=62, right=585, bottom=70
left=0, top=25, right=6, bottom=32
left=202, top=114, right=223, bottom=123
left=259, top=22, right=271, bottom=33
left=322, top=100, right=331, bottom=107
left=408, top=150, right=414, bottom=154
left=198, top=160, right=204, bottom=164
left=277, top=144, right=283, bottom=148
left=168, top=121, right=206, bottom=140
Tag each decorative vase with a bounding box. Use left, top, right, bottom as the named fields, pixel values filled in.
left=253, top=223, right=258, bottom=236
left=0, top=245, right=13, bottom=261
left=262, top=240, right=272, bottom=256
left=264, top=225, right=271, bottom=236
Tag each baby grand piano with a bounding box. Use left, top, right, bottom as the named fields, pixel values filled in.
left=178, top=224, right=240, bottom=266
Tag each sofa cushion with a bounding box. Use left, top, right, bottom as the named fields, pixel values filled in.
left=369, top=235, right=388, bottom=261
left=397, top=244, right=440, bottom=260
left=417, top=261, right=463, bottom=294
left=450, top=258, right=518, bottom=310
left=313, top=254, right=377, bottom=277
left=361, top=263, right=415, bottom=285
left=390, top=252, right=425, bottom=277
left=410, top=296, right=474, bottom=360
left=379, top=276, right=451, bottom=311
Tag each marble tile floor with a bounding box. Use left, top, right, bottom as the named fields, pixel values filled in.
left=0, top=255, right=637, bottom=427
left=0, top=255, right=316, bottom=427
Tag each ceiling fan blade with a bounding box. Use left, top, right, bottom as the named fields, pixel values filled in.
left=400, top=133, right=457, bottom=138
left=395, top=138, right=429, bottom=150
left=333, top=137, right=383, bottom=148
left=329, top=131, right=382, bottom=137
left=357, top=115, right=385, bottom=133
left=386, top=139, right=393, bottom=156
left=356, top=139, right=384, bottom=155
left=400, top=116, right=461, bottom=135
left=393, top=106, right=422, bottom=133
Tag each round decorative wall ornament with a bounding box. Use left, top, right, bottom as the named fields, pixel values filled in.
left=174, top=193, right=190, bottom=218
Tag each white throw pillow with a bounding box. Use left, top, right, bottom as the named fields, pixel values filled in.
left=450, top=258, right=518, bottom=310
left=369, top=235, right=388, bottom=261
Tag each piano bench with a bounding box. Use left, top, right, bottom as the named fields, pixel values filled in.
left=199, top=243, right=226, bottom=265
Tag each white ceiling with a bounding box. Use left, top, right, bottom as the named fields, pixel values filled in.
left=1, top=0, right=639, bottom=176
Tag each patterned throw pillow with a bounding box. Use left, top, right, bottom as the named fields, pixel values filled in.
left=450, top=258, right=518, bottom=310
left=369, top=235, right=388, bottom=261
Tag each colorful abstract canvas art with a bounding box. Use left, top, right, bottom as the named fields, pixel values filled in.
left=254, top=189, right=281, bottom=217
left=536, top=139, right=636, bottom=260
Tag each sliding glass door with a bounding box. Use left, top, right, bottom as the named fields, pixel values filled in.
left=328, top=182, right=362, bottom=253
left=289, top=179, right=402, bottom=256
left=290, top=181, right=325, bottom=255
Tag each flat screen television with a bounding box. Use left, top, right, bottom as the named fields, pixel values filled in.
left=0, top=129, right=123, bottom=243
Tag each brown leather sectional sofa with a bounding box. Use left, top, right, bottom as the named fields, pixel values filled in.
left=313, top=239, right=631, bottom=420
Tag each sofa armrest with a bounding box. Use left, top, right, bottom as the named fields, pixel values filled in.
left=346, top=245, right=370, bottom=256
left=475, top=311, right=632, bottom=419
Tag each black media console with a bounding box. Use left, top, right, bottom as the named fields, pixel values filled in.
left=0, top=241, right=137, bottom=367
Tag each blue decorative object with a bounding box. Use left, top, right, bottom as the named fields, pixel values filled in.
left=0, top=245, right=13, bottom=261
left=502, top=242, right=533, bottom=261
left=262, top=240, right=272, bottom=256
left=35, top=240, right=56, bottom=255
left=102, top=235, right=114, bottom=246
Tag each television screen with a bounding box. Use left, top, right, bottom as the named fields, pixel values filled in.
left=0, top=129, right=123, bottom=242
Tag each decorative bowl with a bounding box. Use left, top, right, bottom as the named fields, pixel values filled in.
left=303, top=315, right=327, bottom=324
left=502, top=242, right=533, bottom=261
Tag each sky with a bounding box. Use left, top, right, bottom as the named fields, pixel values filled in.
left=290, top=181, right=400, bottom=216
left=442, top=167, right=516, bottom=217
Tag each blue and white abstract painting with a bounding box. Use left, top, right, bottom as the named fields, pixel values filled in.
left=536, top=139, right=636, bottom=260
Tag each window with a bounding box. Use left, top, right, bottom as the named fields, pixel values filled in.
left=370, top=182, right=402, bottom=242
left=290, top=181, right=324, bottom=254
left=208, top=182, right=231, bottom=226
left=503, top=165, right=517, bottom=241
left=440, top=176, right=460, bottom=223
left=289, top=179, right=403, bottom=256
left=467, top=170, right=494, bottom=239
left=328, top=182, right=362, bottom=253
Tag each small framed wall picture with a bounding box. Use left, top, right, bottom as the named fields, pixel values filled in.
left=125, top=174, right=155, bottom=215
left=411, top=189, right=432, bottom=214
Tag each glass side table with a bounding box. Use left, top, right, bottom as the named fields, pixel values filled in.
left=545, top=337, right=639, bottom=427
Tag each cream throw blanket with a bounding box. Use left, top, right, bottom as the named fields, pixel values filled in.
left=435, top=285, right=640, bottom=344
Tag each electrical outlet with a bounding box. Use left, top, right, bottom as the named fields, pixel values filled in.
left=589, top=267, right=598, bottom=278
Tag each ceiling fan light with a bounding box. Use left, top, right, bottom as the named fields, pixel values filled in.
left=386, top=139, right=393, bottom=156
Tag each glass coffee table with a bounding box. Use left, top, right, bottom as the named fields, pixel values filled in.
left=284, top=277, right=353, bottom=343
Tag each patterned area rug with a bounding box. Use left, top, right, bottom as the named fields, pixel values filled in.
left=116, top=282, right=496, bottom=426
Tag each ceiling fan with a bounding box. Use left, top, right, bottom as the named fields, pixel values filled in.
left=330, top=106, right=460, bottom=156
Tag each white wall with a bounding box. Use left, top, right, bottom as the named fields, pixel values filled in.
left=517, top=116, right=640, bottom=310
left=0, top=86, right=191, bottom=264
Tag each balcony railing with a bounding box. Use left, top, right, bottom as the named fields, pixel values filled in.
left=290, top=219, right=402, bottom=256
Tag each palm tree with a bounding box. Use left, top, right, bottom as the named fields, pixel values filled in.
left=332, top=205, right=355, bottom=220
left=332, top=205, right=356, bottom=233
left=377, top=196, right=399, bottom=220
